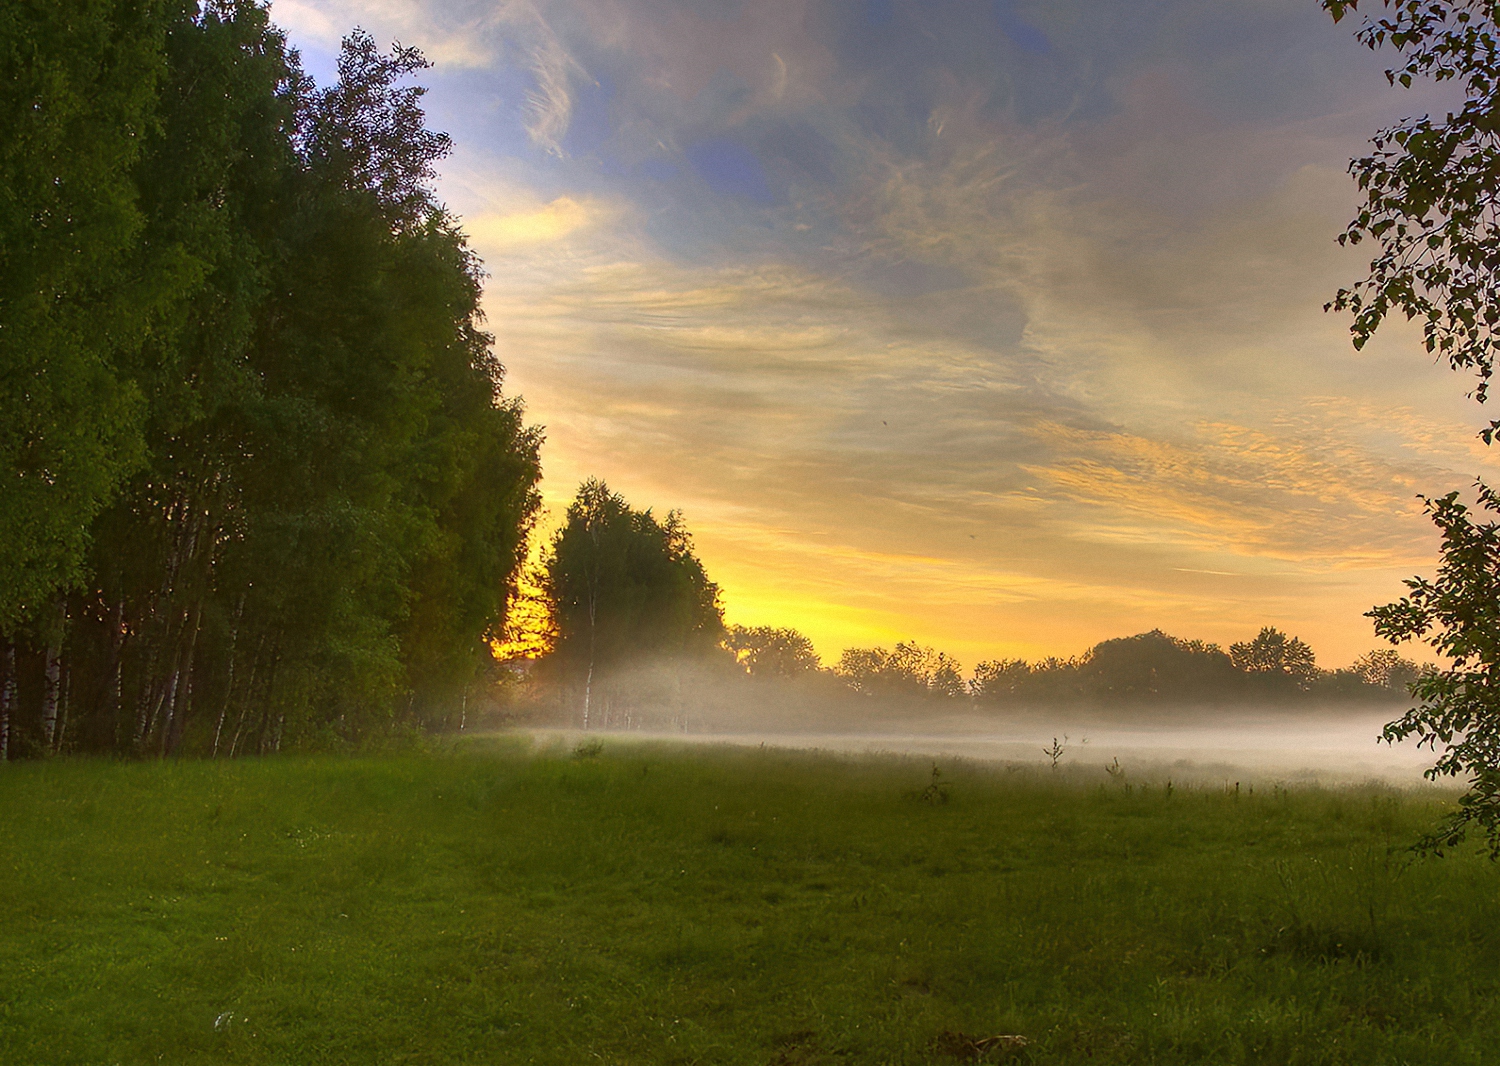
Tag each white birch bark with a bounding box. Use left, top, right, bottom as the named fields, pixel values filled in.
left=0, top=640, right=13, bottom=763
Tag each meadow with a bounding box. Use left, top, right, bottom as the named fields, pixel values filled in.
left=0, top=738, right=1495, bottom=1065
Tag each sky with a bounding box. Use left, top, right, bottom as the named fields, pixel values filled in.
left=269, top=0, right=1497, bottom=670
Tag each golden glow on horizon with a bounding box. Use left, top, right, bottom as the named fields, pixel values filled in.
left=270, top=0, right=1494, bottom=672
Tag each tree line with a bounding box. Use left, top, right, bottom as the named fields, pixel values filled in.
left=838, top=629, right=1420, bottom=706
left=0, top=4, right=540, bottom=760
left=518, top=481, right=1420, bottom=723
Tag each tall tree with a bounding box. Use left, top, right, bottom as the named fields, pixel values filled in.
left=0, top=0, right=178, bottom=633
left=0, top=5, right=541, bottom=757
left=543, top=480, right=724, bottom=721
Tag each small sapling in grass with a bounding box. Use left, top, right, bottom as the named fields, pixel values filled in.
left=1044, top=736, right=1067, bottom=770
left=572, top=738, right=604, bottom=760
left=914, top=764, right=949, bottom=804
left=1104, top=757, right=1125, bottom=784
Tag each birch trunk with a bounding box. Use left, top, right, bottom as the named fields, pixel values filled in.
left=156, top=667, right=180, bottom=757
left=255, top=653, right=281, bottom=756
left=105, top=599, right=125, bottom=747
left=164, top=602, right=202, bottom=757
left=211, top=598, right=244, bottom=757
left=583, top=525, right=599, bottom=730
left=133, top=618, right=163, bottom=747
left=142, top=602, right=197, bottom=752
left=53, top=656, right=71, bottom=753
left=141, top=629, right=183, bottom=753
left=227, top=635, right=266, bottom=759
left=41, top=640, right=61, bottom=751
left=0, top=639, right=13, bottom=763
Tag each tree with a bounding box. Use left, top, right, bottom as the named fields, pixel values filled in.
left=1352, top=648, right=1423, bottom=692
left=1370, top=489, right=1500, bottom=852
left=1228, top=626, right=1319, bottom=689
left=0, top=7, right=541, bottom=758
left=1324, top=0, right=1500, bottom=850
left=1084, top=629, right=1241, bottom=700
left=970, top=657, right=1033, bottom=703
left=1325, top=0, right=1500, bottom=428
left=725, top=625, right=821, bottom=679
left=543, top=480, right=724, bottom=720
left=836, top=641, right=965, bottom=699
left=0, top=0, right=174, bottom=632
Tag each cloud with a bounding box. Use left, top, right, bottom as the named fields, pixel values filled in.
left=266, top=0, right=338, bottom=46
left=466, top=196, right=610, bottom=249
left=268, top=0, right=499, bottom=65
left=269, top=0, right=1492, bottom=667
left=270, top=0, right=585, bottom=149
left=480, top=217, right=1461, bottom=663
left=1021, top=417, right=1435, bottom=567
left=521, top=35, right=580, bottom=155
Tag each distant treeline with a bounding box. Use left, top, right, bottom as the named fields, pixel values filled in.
left=826, top=629, right=1420, bottom=706
left=0, top=8, right=540, bottom=759
left=505, top=483, right=1420, bottom=728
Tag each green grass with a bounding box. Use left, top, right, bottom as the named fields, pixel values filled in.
left=0, top=739, right=1496, bottom=1065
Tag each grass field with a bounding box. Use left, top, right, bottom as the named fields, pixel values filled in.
left=1, top=737, right=1496, bottom=1065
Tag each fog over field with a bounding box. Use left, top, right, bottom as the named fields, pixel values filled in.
left=530, top=705, right=1439, bottom=787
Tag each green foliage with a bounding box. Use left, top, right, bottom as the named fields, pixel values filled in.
left=837, top=641, right=966, bottom=699
left=543, top=479, right=725, bottom=678
left=1324, top=0, right=1500, bottom=852
left=1370, top=488, right=1500, bottom=853
left=0, top=5, right=541, bottom=757
left=0, top=748, right=1493, bottom=1064
left=0, top=0, right=173, bottom=630
left=1229, top=626, right=1320, bottom=690
left=1323, top=0, right=1500, bottom=422
left=725, top=624, right=821, bottom=679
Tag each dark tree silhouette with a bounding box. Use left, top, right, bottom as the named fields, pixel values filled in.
left=543, top=480, right=724, bottom=724
left=1229, top=627, right=1319, bottom=691
left=836, top=642, right=965, bottom=699
left=1325, top=0, right=1500, bottom=850
left=726, top=625, right=821, bottom=679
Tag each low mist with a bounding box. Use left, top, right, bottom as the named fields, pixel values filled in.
left=501, top=656, right=1436, bottom=787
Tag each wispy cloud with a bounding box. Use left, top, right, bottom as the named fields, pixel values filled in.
left=516, top=18, right=581, bottom=155
left=272, top=0, right=1490, bottom=666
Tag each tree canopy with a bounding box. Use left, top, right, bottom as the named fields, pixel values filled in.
left=836, top=642, right=966, bottom=700
left=1229, top=627, right=1320, bottom=690
left=964, top=627, right=1390, bottom=707
left=0, top=2, right=540, bottom=759
left=543, top=480, right=724, bottom=687
left=726, top=625, right=822, bottom=679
